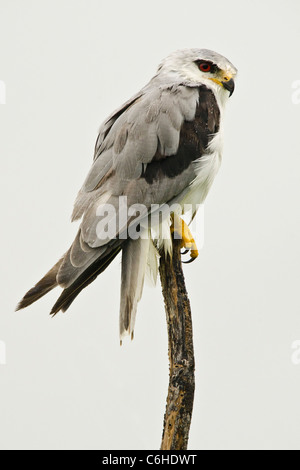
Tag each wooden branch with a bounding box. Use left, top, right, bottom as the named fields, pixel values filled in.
left=159, top=237, right=195, bottom=451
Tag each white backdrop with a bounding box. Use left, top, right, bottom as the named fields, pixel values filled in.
left=1, top=0, right=300, bottom=450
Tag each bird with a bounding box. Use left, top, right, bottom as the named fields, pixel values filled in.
left=17, top=48, right=237, bottom=341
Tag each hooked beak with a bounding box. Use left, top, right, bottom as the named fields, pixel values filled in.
left=222, top=77, right=235, bottom=97
left=209, top=73, right=235, bottom=97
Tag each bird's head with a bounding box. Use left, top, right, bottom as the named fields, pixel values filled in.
left=158, top=48, right=237, bottom=99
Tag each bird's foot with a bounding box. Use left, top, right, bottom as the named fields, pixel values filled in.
left=172, top=218, right=199, bottom=263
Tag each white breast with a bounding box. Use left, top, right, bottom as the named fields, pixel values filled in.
left=180, top=128, right=224, bottom=210
left=152, top=128, right=224, bottom=258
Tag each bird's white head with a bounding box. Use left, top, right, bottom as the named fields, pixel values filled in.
left=158, top=48, right=237, bottom=102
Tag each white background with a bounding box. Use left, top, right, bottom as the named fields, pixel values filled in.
left=0, top=0, right=300, bottom=450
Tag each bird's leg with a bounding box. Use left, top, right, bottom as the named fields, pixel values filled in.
left=171, top=215, right=199, bottom=263
left=180, top=219, right=199, bottom=263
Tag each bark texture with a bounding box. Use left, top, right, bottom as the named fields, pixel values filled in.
left=159, top=238, right=195, bottom=450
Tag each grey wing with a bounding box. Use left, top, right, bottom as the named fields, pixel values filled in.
left=17, top=83, right=219, bottom=336
left=52, top=85, right=200, bottom=328
left=72, top=84, right=201, bottom=247
left=58, top=83, right=220, bottom=313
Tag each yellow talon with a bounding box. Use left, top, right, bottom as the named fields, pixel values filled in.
left=171, top=217, right=199, bottom=261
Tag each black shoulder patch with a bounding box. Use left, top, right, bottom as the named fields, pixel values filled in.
left=142, top=85, right=220, bottom=184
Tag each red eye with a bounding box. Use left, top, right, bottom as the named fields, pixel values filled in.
left=199, top=62, right=212, bottom=73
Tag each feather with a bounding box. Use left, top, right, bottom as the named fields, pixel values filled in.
left=83, top=149, right=113, bottom=192
left=51, top=245, right=122, bottom=315
left=146, top=240, right=160, bottom=286
left=16, top=257, right=64, bottom=311
left=119, top=237, right=150, bottom=340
